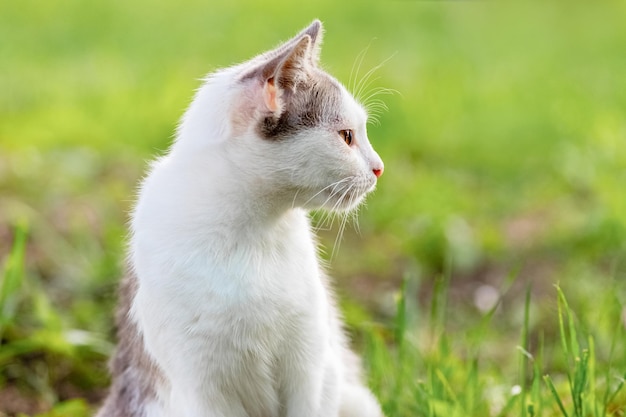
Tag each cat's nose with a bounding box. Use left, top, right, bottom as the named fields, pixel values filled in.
left=367, top=147, right=384, bottom=178
left=371, top=158, right=384, bottom=178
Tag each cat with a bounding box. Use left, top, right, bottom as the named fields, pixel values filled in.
left=97, top=20, right=385, bottom=417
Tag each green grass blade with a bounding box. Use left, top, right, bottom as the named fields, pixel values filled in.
left=556, top=284, right=570, bottom=361
left=519, top=285, right=532, bottom=417
left=430, top=272, right=450, bottom=336
left=532, top=331, right=545, bottom=416
left=0, top=221, right=28, bottom=339
left=557, top=285, right=580, bottom=359
left=556, top=284, right=578, bottom=415
left=435, top=368, right=458, bottom=404
left=603, top=310, right=624, bottom=417
left=606, top=373, right=626, bottom=410
left=544, top=374, right=570, bottom=417
left=589, top=336, right=598, bottom=417
left=395, top=275, right=408, bottom=349
left=392, top=274, right=409, bottom=414
left=496, top=392, right=519, bottom=417
left=572, top=349, right=589, bottom=417
left=555, top=284, right=570, bottom=360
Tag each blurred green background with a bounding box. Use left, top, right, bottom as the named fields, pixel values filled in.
left=1, top=0, right=625, bottom=415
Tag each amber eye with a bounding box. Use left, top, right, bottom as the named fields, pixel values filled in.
left=339, top=129, right=354, bottom=146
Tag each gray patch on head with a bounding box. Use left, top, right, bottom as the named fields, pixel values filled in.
left=258, top=72, right=344, bottom=140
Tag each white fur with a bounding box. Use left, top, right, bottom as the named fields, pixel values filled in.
left=128, top=21, right=384, bottom=417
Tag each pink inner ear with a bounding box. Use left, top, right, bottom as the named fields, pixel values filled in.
left=264, top=78, right=279, bottom=112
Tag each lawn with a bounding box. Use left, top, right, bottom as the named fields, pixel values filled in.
left=1, top=1, right=625, bottom=416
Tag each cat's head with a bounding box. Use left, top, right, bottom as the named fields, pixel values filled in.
left=176, top=20, right=384, bottom=213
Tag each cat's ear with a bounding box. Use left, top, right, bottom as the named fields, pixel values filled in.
left=262, top=35, right=312, bottom=113
left=261, top=20, right=323, bottom=67
left=297, top=19, right=323, bottom=65
left=238, top=21, right=323, bottom=113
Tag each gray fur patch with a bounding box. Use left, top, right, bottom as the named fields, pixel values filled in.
left=259, top=72, right=344, bottom=140
left=96, top=271, right=166, bottom=417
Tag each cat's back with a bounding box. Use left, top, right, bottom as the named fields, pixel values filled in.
left=96, top=272, right=166, bottom=417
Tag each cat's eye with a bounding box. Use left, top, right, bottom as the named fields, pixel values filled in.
left=339, top=129, right=354, bottom=146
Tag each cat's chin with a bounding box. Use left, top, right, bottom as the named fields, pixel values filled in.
left=321, top=187, right=371, bottom=213
left=330, top=198, right=365, bottom=213
left=304, top=176, right=376, bottom=213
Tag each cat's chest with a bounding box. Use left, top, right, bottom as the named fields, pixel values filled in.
left=135, top=212, right=328, bottom=347
left=215, top=231, right=321, bottom=310
left=180, top=229, right=328, bottom=353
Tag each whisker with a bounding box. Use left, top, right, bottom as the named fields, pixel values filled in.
left=354, top=52, right=397, bottom=104
left=312, top=210, right=335, bottom=232
left=310, top=176, right=355, bottom=235
left=349, top=42, right=374, bottom=96
left=291, top=189, right=300, bottom=209
left=321, top=178, right=352, bottom=207
left=361, top=87, right=399, bottom=108
left=350, top=52, right=398, bottom=127
left=331, top=215, right=347, bottom=260
left=355, top=75, right=382, bottom=104
left=329, top=183, right=357, bottom=259
left=351, top=201, right=363, bottom=237
left=302, top=177, right=351, bottom=208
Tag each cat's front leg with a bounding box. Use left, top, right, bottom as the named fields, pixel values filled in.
left=281, top=333, right=337, bottom=417
left=339, top=384, right=386, bottom=417
left=135, top=288, right=258, bottom=417
left=282, top=362, right=325, bottom=417
left=165, top=384, right=251, bottom=417
left=317, top=353, right=342, bottom=417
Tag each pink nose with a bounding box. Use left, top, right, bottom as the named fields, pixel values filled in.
left=373, top=167, right=383, bottom=178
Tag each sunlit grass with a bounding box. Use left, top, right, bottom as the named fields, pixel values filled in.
left=355, top=275, right=625, bottom=417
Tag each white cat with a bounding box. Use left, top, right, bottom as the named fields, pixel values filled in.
left=97, top=20, right=385, bottom=417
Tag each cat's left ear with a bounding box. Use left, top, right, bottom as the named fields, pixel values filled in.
left=261, top=35, right=312, bottom=113
left=239, top=21, right=324, bottom=112
left=261, top=20, right=324, bottom=67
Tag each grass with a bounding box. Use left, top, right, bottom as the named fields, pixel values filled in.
left=358, top=278, right=626, bottom=417
left=1, top=0, right=626, bottom=416
left=2, top=230, right=624, bottom=416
